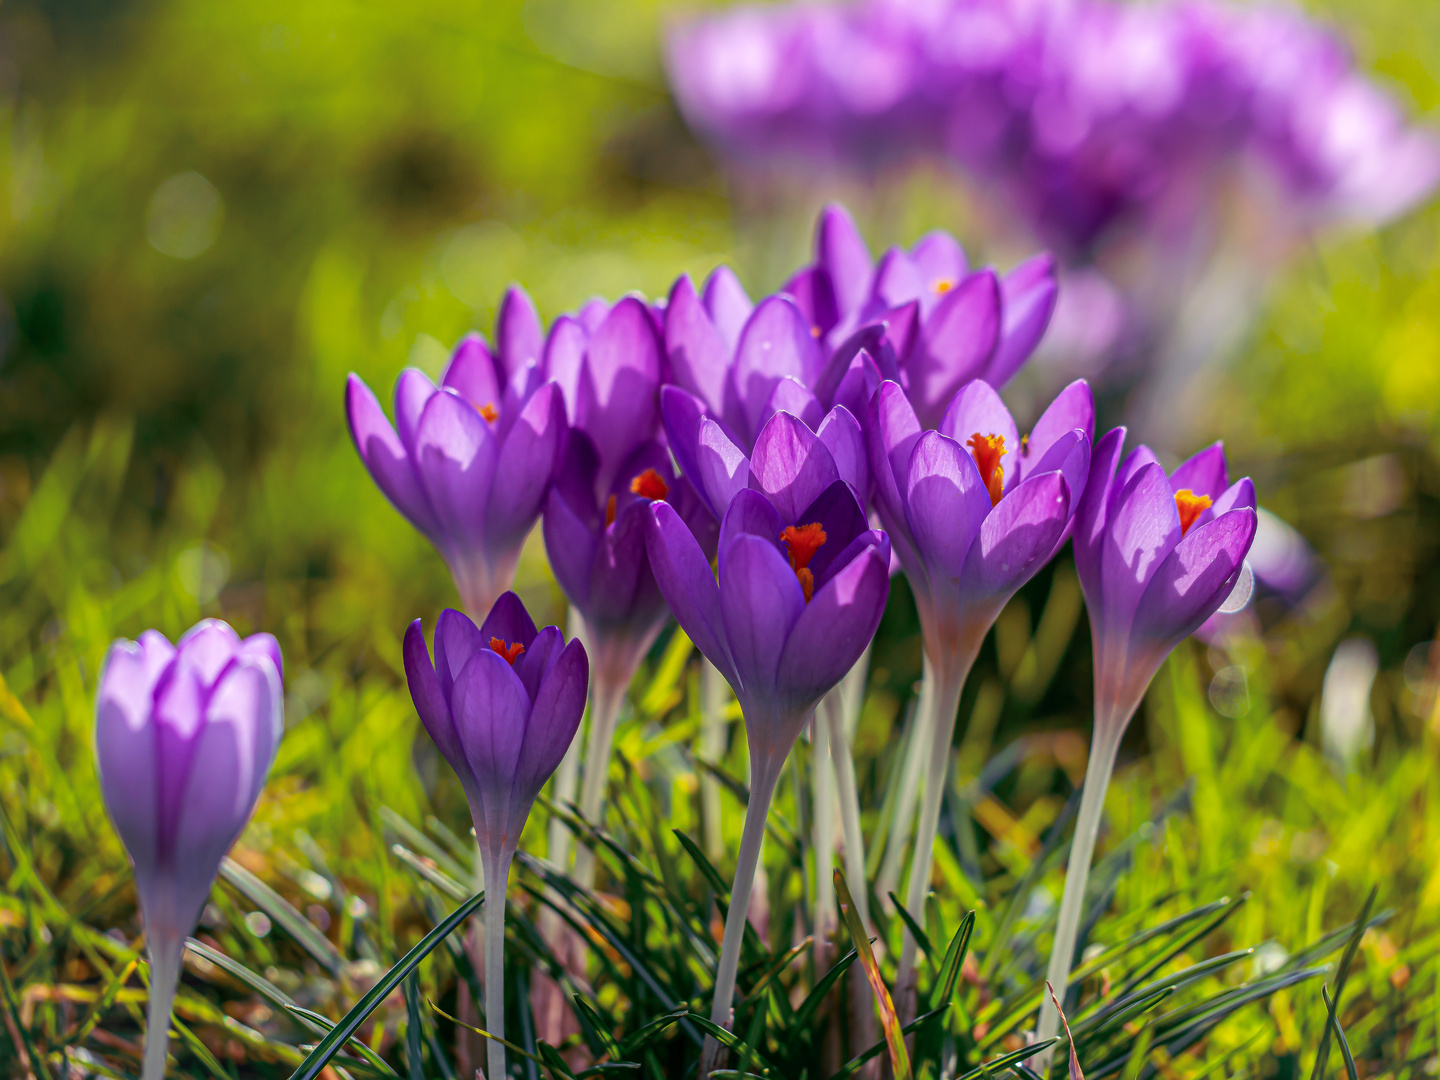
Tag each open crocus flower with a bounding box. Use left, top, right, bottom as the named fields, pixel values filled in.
left=646, top=430, right=889, bottom=1068
left=1035, top=432, right=1257, bottom=1061
left=95, top=620, right=283, bottom=1080
left=404, top=593, right=588, bottom=1080
left=346, top=317, right=568, bottom=619
left=540, top=294, right=720, bottom=886
left=866, top=376, right=1093, bottom=1007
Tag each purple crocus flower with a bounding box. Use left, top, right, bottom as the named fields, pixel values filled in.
left=539, top=294, right=720, bottom=885
left=404, top=593, right=588, bottom=1080
left=95, top=620, right=283, bottom=1080
left=346, top=304, right=568, bottom=618
left=866, top=375, right=1093, bottom=1004
left=1036, top=431, right=1256, bottom=1061
left=644, top=417, right=890, bottom=1065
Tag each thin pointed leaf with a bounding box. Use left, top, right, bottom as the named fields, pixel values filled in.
left=888, top=892, right=934, bottom=962
left=823, top=1007, right=951, bottom=1080
left=284, top=1005, right=402, bottom=1078
left=794, top=950, right=859, bottom=1030
left=930, top=911, right=976, bottom=1012
left=835, top=869, right=911, bottom=1080
left=1321, top=986, right=1358, bottom=1080
left=1046, top=982, right=1086, bottom=1079
left=221, top=857, right=343, bottom=974
left=1310, top=887, right=1375, bottom=1080
left=953, top=1037, right=1060, bottom=1080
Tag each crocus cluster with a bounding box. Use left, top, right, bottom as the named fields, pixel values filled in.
left=96, top=621, right=284, bottom=1080
left=668, top=0, right=1440, bottom=259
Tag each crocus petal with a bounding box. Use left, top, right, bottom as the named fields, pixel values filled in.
left=749, top=411, right=840, bottom=524
left=665, top=274, right=729, bottom=415
left=498, top=286, right=544, bottom=378
left=395, top=368, right=440, bottom=451
left=415, top=389, right=497, bottom=548
left=1114, top=444, right=1163, bottom=500
left=904, top=431, right=990, bottom=580
left=1024, top=429, right=1091, bottom=513
left=1132, top=508, right=1258, bottom=647
left=908, top=269, right=1002, bottom=428
left=175, top=619, right=243, bottom=690
left=513, top=625, right=562, bottom=704
left=960, top=473, right=1070, bottom=601
left=796, top=480, right=871, bottom=587
left=939, top=379, right=1020, bottom=494
left=479, top=592, right=541, bottom=652
left=1098, top=462, right=1183, bottom=635
left=987, top=253, right=1058, bottom=387
left=720, top=488, right=787, bottom=554
left=346, top=374, right=439, bottom=537
left=1212, top=477, right=1256, bottom=517
left=404, top=620, right=465, bottom=781
left=441, top=335, right=502, bottom=416
left=816, top=202, right=873, bottom=318
left=775, top=546, right=889, bottom=712
left=542, top=316, right=589, bottom=423
left=513, top=637, right=589, bottom=803
left=660, top=386, right=712, bottom=511
left=695, top=417, right=751, bottom=520
left=759, top=377, right=824, bottom=434
left=830, top=352, right=884, bottom=429
left=239, top=633, right=284, bottom=685
left=95, top=639, right=172, bottom=870
left=866, top=380, right=923, bottom=526
left=1020, top=379, right=1095, bottom=486
left=782, top=266, right=839, bottom=339
left=878, top=301, right=920, bottom=366
left=586, top=498, right=655, bottom=631
left=1169, top=442, right=1228, bottom=501
left=578, top=296, right=663, bottom=484
left=911, top=232, right=968, bottom=302
left=720, top=533, right=806, bottom=702
left=814, top=323, right=893, bottom=410
left=452, top=649, right=531, bottom=847
left=733, top=296, right=825, bottom=441
left=1074, top=426, right=1128, bottom=585
left=436, top=608, right=487, bottom=703
left=702, top=265, right=753, bottom=353
left=869, top=247, right=925, bottom=311
left=647, top=502, right=736, bottom=685
left=543, top=488, right=599, bottom=609
left=816, top=405, right=869, bottom=508
left=485, top=382, right=566, bottom=548
left=577, top=297, right=610, bottom=334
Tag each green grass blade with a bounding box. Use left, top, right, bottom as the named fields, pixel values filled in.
left=286, top=889, right=483, bottom=1080
left=1310, top=887, right=1375, bottom=1080
left=822, top=1006, right=950, bottom=1080
left=1321, top=986, right=1359, bottom=1080
left=835, top=869, right=911, bottom=1080
left=953, top=1037, right=1060, bottom=1080
left=793, top=949, right=859, bottom=1030
left=284, top=1005, right=401, bottom=1078
left=220, top=857, right=343, bottom=975
left=930, top=910, right=976, bottom=1012
left=888, top=892, right=934, bottom=963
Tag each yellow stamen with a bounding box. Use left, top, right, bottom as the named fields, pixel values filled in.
left=780, top=522, right=828, bottom=603
left=479, top=402, right=499, bottom=423
left=489, top=638, right=525, bottom=665
left=1175, top=489, right=1212, bottom=537
left=933, top=278, right=954, bottom=294
left=967, top=433, right=1007, bottom=507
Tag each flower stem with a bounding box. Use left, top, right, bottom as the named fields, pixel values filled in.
left=894, top=657, right=972, bottom=1022
left=484, top=850, right=515, bottom=1080
left=812, top=707, right=837, bottom=970
left=1033, top=727, right=1122, bottom=1072
left=700, top=658, right=731, bottom=862
left=875, top=651, right=935, bottom=906
left=142, top=933, right=183, bottom=1080
left=822, top=691, right=870, bottom=930
left=572, top=671, right=630, bottom=890
left=701, top=759, right=783, bottom=1076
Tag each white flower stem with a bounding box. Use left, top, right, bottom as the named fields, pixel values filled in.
left=894, top=657, right=973, bottom=1020
left=701, top=757, right=784, bottom=1076
left=572, top=671, right=630, bottom=890
left=142, top=933, right=183, bottom=1080
left=822, top=691, right=871, bottom=930
left=483, top=849, right=516, bottom=1080
left=1033, top=726, right=1122, bottom=1072
left=700, top=658, right=731, bottom=862
left=875, top=651, right=935, bottom=906
left=812, top=708, right=837, bottom=968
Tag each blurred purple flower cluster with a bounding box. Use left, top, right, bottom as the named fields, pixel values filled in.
left=669, top=0, right=1439, bottom=258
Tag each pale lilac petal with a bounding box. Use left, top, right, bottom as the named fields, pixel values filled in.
left=441, top=335, right=502, bottom=416
left=395, top=368, right=440, bottom=450
left=647, top=502, right=735, bottom=685
left=1023, top=429, right=1091, bottom=512
left=904, top=431, right=989, bottom=580
left=749, top=411, right=840, bottom=524
left=816, top=405, right=869, bottom=507
left=759, top=377, right=824, bottom=434
left=542, top=316, right=589, bottom=423
left=734, top=296, right=825, bottom=440
left=720, top=533, right=805, bottom=701
left=1133, top=508, right=1258, bottom=647
left=868, top=248, right=925, bottom=311
left=816, top=202, right=873, bottom=318
left=239, top=633, right=284, bottom=684
left=96, top=639, right=170, bottom=871
left=696, top=416, right=751, bottom=519
left=175, top=620, right=243, bottom=691
left=578, top=296, right=663, bottom=483
left=498, top=286, right=544, bottom=378
left=987, top=253, right=1058, bottom=387
left=577, top=298, right=610, bottom=334
left=775, top=546, right=889, bottom=713
left=960, top=473, right=1070, bottom=601
left=346, top=374, right=439, bottom=537
left=830, top=351, right=884, bottom=427
left=866, top=379, right=923, bottom=526
left=939, top=379, right=1020, bottom=494
left=702, top=265, right=753, bottom=353
left=910, top=232, right=969, bottom=303
left=485, top=382, right=566, bottom=548
left=1212, top=477, right=1256, bottom=517
left=908, top=270, right=1002, bottom=428
left=665, top=274, right=729, bottom=415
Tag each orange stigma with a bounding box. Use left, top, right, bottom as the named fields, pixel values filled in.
left=1174, top=489, right=1212, bottom=537
left=810, top=325, right=823, bottom=339
left=967, top=433, right=1007, bottom=507
left=780, top=522, right=827, bottom=603
left=489, top=638, right=525, bottom=665
left=630, top=469, right=669, bottom=502
left=605, top=495, right=617, bottom=527
left=478, top=402, right=499, bottom=423
left=933, top=278, right=954, bottom=294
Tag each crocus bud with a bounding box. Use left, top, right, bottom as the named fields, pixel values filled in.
left=403, top=593, right=589, bottom=1080
left=95, top=619, right=283, bottom=1080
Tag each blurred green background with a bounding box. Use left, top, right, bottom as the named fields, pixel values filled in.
left=2, top=0, right=1440, bottom=1073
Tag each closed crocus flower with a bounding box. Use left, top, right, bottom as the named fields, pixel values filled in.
left=866, top=376, right=1092, bottom=1005
left=404, top=593, right=588, bottom=1080
left=1036, top=432, right=1256, bottom=1061
left=95, top=620, right=283, bottom=1080
left=645, top=418, right=889, bottom=1068
left=540, top=295, right=720, bottom=884
left=346, top=305, right=568, bottom=619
